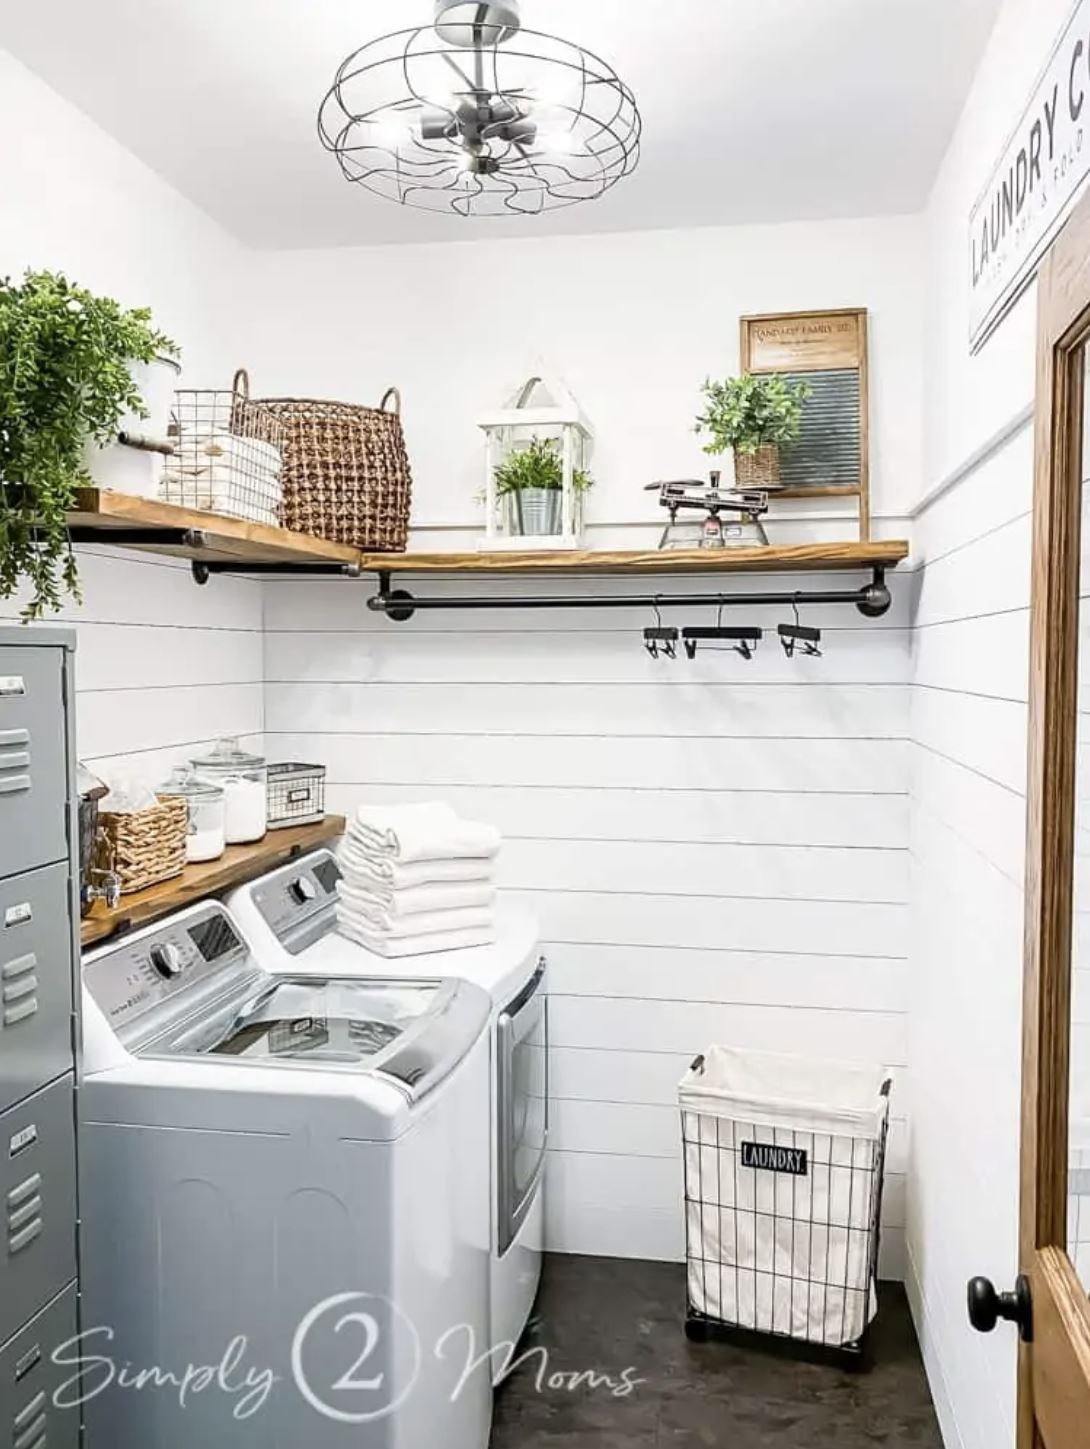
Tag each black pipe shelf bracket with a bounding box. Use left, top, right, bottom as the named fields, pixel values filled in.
left=190, top=561, right=363, bottom=585
left=366, top=566, right=892, bottom=622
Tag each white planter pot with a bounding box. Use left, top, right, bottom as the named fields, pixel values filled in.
left=84, top=354, right=181, bottom=498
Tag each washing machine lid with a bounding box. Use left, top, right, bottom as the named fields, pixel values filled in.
left=142, top=973, right=487, bottom=1099
left=83, top=900, right=490, bottom=1100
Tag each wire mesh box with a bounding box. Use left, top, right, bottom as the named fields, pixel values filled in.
left=266, top=762, right=326, bottom=830
left=679, top=1047, right=891, bottom=1363
left=160, top=370, right=286, bottom=525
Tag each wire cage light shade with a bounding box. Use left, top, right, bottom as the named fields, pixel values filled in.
left=317, top=1, right=641, bottom=217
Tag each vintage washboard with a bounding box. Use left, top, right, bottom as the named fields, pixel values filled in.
left=739, top=308, right=870, bottom=540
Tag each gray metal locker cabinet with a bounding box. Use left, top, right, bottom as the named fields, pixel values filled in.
left=0, top=627, right=81, bottom=1448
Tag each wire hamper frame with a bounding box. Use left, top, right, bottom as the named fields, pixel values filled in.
left=680, top=1053, right=891, bottom=1369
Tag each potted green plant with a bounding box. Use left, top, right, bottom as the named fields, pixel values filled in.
left=493, top=435, right=593, bottom=536
left=694, top=372, right=810, bottom=487
left=0, top=270, right=178, bottom=618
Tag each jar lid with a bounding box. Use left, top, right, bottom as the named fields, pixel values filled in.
left=158, top=765, right=223, bottom=801
left=190, top=735, right=266, bottom=772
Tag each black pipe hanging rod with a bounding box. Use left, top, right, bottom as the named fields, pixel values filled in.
left=367, top=567, right=891, bottom=622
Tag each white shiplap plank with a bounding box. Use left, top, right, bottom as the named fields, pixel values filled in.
left=500, top=838, right=906, bottom=903
left=264, top=679, right=908, bottom=740
left=271, top=732, right=907, bottom=794
left=76, top=682, right=264, bottom=761
left=547, top=997, right=907, bottom=1065
left=506, top=889, right=906, bottom=959
left=325, top=782, right=908, bottom=849
left=265, top=627, right=910, bottom=687
left=543, top=942, right=908, bottom=1011
left=74, top=622, right=263, bottom=692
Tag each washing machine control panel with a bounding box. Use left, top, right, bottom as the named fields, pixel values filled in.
left=250, top=851, right=341, bottom=954
left=84, top=905, right=250, bottom=1034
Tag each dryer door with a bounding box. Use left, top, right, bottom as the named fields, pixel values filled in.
left=497, top=957, right=548, bottom=1255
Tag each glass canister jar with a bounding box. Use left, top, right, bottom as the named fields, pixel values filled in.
left=158, top=766, right=225, bottom=863
left=190, top=736, right=268, bottom=844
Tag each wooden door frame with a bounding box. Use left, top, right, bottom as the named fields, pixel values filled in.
left=1021, top=184, right=1090, bottom=1448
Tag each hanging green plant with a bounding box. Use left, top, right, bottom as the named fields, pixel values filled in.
left=492, top=435, right=593, bottom=495
left=0, top=270, right=178, bottom=618
left=694, top=372, right=810, bottom=456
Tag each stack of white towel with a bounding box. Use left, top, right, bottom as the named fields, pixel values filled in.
left=160, top=433, right=283, bottom=525
left=335, top=802, right=501, bottom=957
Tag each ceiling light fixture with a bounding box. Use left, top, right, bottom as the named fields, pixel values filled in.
left=317, top=0, right=642, bottom=217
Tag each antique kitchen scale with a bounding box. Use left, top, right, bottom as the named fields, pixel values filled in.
left=645, top=473, right=772, bottom=549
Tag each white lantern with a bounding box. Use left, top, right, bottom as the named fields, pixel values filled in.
left=478, top=372, right=592, bottom=551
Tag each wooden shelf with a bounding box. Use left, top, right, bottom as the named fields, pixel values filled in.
left=65, top=495, right=908, bottom=579
left=68, top=490, right=360, bottom=567
left=357, top=541, right=909, bottom=575
left=80, top=816, right=345, bottom=948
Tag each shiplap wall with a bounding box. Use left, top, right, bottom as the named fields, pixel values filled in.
left=0, top=547, right=264, bottom=778
left=264, top=567, right=912, bottom=1274
left=905, top=423, right=1031, bottom=1449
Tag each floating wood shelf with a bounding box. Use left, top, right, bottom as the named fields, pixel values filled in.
left=65, top=494, right=908, bottom=580
left=80, top=816, right=345, bottom=948
left=67, top=490, right=360, bottom=567
left=358, top=542, right=909, bottom=575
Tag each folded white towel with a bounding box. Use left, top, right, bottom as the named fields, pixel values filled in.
left=338, top=879, right=495, bottom=918
left=336, top=916, right=496, bottom=958
left=348, top=802, right=501, bottom=864
left=337, top=839, right=494, bottom=889
left=336, top=902, right=493, bottom=939
left=173, top=432, right=283, bottom=475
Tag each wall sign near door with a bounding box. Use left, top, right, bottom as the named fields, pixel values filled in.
left=970, top=0, right=1090, bottom=352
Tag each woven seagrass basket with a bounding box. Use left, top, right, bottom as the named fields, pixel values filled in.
left=733, top=443, right=781, bottom=489
left=237, top=370, right=412, bottom=550
left=97, top=795, right=188, bottom=895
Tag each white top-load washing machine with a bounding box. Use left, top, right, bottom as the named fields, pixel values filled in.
left=80, top=900, right=494, bottom=1449
left=227, top=849, right=547, bottom=1373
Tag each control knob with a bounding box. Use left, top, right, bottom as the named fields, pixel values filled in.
left=150, top=942, right=184, bottom=979
left=289, top=876, right=318, bottom=905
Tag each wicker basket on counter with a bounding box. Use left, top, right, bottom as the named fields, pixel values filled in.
left=241, top=370, right=412, bottom=551
left=96, top=795, right=189, bottom=895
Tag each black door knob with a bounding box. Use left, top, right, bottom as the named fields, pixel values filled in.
left=967, top=1275, right=1033, bottom=1343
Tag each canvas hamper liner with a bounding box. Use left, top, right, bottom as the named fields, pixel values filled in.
left=240, top=370, right=412, bottom=550
left=678, top=1046, right=891, bottom=1351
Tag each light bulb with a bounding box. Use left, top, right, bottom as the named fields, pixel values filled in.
left=370, top=107, right=416, bottom=150
left=537, top=128, right=576, bottom=156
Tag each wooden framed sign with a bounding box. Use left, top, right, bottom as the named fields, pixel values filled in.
left=740, top=308, right=871, bottom=539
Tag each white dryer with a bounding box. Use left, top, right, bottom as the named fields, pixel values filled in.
left=227, top=849, right=547, bottom=1373
left=80, top=901, right=493, bottom=1448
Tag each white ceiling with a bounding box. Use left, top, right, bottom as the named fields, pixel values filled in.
left=3, top=0, right=1002, bottom=248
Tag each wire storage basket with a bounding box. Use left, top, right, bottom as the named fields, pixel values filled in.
left=679, top=1047, right=891, bottom=1366
left=266, top=762, right=326, bottom=830
left=161, top=370, right=286, bottom=525
left=246, top=374, right=412, bottom=550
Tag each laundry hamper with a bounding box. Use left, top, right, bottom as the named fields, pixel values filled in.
left=245, top=372, right=413, bottom=550
left=679, top=1047, right=891, bottom=1364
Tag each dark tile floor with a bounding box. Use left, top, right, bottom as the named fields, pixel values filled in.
left=490, top=1256, right=942, bottom=1447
